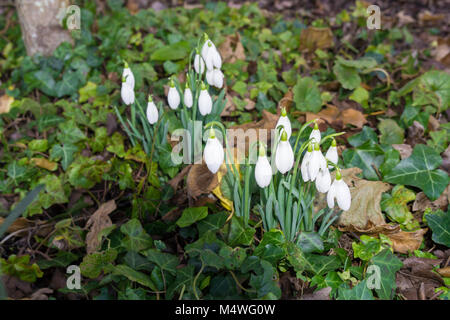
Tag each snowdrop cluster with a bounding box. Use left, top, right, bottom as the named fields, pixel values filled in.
left=196, top=35, right=224, bottom=89
left=257, top=112, right=351, bottom=211
left=121, top=62, right=159, bottom=126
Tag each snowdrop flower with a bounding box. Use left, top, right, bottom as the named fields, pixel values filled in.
left=121, top=76, right=135, bottom=105
left=184, top=83, right=193, bottom=108
left=327, top=170, right=351, bottom=211
left=315, top=167, right=331, bottom=193
left=275, top=130, right=294, bottom=174
left=206, top=69, right=214, bottom=87
left=308, top=143, right=327, bottom=182
left=204, top=127, right=224, bottom=174
left=167, top=79, right=180, bottom=110
left=122, top=61, right=135, bottom=89
left=146, top=95, right=158, bottom=125
left=201, top=39, right=215, bottom=71
left=325, top=139, right=338, bottom=169
left=301, top=144, right=313, bottom=182
left=276, top=107, right=292, bottom=140
left=255, top=144, right=272, bottom=188
left=198, top=83, right=212, bottom=116
left=309, top=122, right=321, bottom=144
left=194, top=50, right=205, bottom=74
left=212, top=68, right=224, bottom=88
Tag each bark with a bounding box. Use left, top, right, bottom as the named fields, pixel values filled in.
left=15, top=0, right=73, bottom=56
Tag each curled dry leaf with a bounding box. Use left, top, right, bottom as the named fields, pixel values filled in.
left=218, top=32, right=246, bottom=64
left=337, top=167, right=390, bottom=229
left=30, top=288, right=53, bottom=300
left=168, top=164, right=192, bottom=191
left=30, top=158, right=58, bottom=171
left=221, top=93, right=236, bottom=116
left=334, top=168, right=427, bottom=253
left=302, top=104, right=367, bottom=129
left=186, top=162, right=220, bottom=198
left=278, top=89, right=294, bottom=114
left=85, top=200, right=116, bottom=254
left=299, top=27, right=334, bottom=52
left=406, top=120, right=426, bottom=146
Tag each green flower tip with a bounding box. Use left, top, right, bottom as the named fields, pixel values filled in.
left=259, top=144, right=266, bottom=157
left=201, top=82, right=207, bottom=90
left=307, top=144, right=313, bottom=153
left=313, top=122, right=319, bottom=130
left=169, top=78, right=175, bottom=88
left=121, top=76, right=126, bottom=82
left=331, top=139, right=337, bottom=147
left=209, top=127, right=215, bottom=139
left=203, top=33, right=209, bottom=41
left=148, top=95, right=153, bottom=102
left=314, top=142, right=320, bottom=151
left=336, top=169, right=342, bottom=180
left=123, top=61, right=129, bottom=68
left=281, top=130, right=288, bottom=142
left=281, top=107, right=287, bottom=117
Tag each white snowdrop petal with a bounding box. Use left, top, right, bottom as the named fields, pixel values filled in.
left=184, top=88, right=193, bottom=108
left=325, top=146, right=338, bottom=169
left=194, top=54, right=205, bottom=74
left=212, top=48, right=222, bottom=69
left=168, top=87, right=180, bottom=110
left=275, top=141, right=294, bottom=174
left=308, top=150, right=322, bottom=181
left=276, top=116, right=292, bottom=140
left=122, top=68, right=135, bottom=89
left=199, top=89, right=212, bottom=116
left=255, top=156, right=272, bottom=188
left=206, top=69, right=214, bottom=86
left=212, top=69, right=224, bottom=88
left=315, top=168, right=331, bottom=193
left=336, top=179, right=351, bottom=211
left=121, top=83, right=135, bottom=105
left=309, top=129, right=321, bottom=144
left=327, top=180, right=337, bottom=209
left=301, top=151, right=311, bottom=182
left=146, top=101, right=158, bottom=124
left=204, top=137, right=224, bottom=174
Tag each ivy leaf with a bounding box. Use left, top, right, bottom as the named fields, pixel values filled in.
left=297, top=231, right=324, bottom=253
left=50, top=143, right=79, bottom=171
left=80, top=249, right=118, bottom=279
left=378, top=119, right=404, bottom=145
left=176, top=206, right=208, bottom=228
left=369, top=249, right=403, bottom=300
left=120, top=219, right=153, bottom=252
left=333, top=63, right=361, bottom=90
left=384, top=144, right=449, bottom=200
left=293, top=77, right=322, bottom=112
left=337, top=279, right=374, bottom=300
left=348, top=126, right=378, bottom=147
left=166, top=265, right=195, bottom=299
left=228, top=216, right=255, bottom=246
left=197, top=212, right=228, bottom=236
left=426, top=209, right=450, bottom=247
left=112, top=264, right=157, bottom=290
left=144, top=249, right=178, bottom=275
left=342, top=140, right=385, bottom=180
left=380, top=185, right=418, bottom=230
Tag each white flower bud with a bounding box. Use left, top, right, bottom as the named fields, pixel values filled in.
left=121, top=80, right=135, bottom=105
left=184, top=87, right=193, bottom=108
left=146, top=97, right=158, bottom=125
left=204, top=128, right=224, bottom=174
left=255, top=145, right=272, bottom=188
left=198, top=85, right=212, bottom=116
left=327, top=172, right=351, bottom=211
left=325, top=139, right=338, bottom=169
left=275, top=130, right=294, bottom=174
left=206, top=69, right=214, bottom=87
left=212, top=68, right=224, bottom=88
left=122, top=61, right=135, bottom=89
left=309, top=122, right=321, bottom=144
left=167, top=84, right=180, bottom=110
left=194, top=53, right=205, bottom=74
left=276, top=107, right=291, bottom=140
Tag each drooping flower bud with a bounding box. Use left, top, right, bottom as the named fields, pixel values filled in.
left=309, top=122, right=321, bottom=144
left=204, top=127, right=224, bottom=174
left=327, top=169, right=351, bottom=211
left=255, top=144, right=272, bottom=188
left=325, top=139, right=338, bottom=169
left=198, top=82, right=212, bottom=116
left=184, top=83, right=193, bottom=108
left=146, top=95, right=158, bottom=125
left=276, top=107, right=292, bottom=140
left=167, top=79, right=180, bottom=110
left=275, top=130, right=294, bottom=174
left=121, top=76, right=135, bottom=105
left=122, top=61, right=135, bottom=89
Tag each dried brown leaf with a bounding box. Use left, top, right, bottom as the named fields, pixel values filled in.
left=85, top=200, right=115, bottom=254
left=299, top=27, right=334, bottom=52
left=218, top=33, right=246, bottom=64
